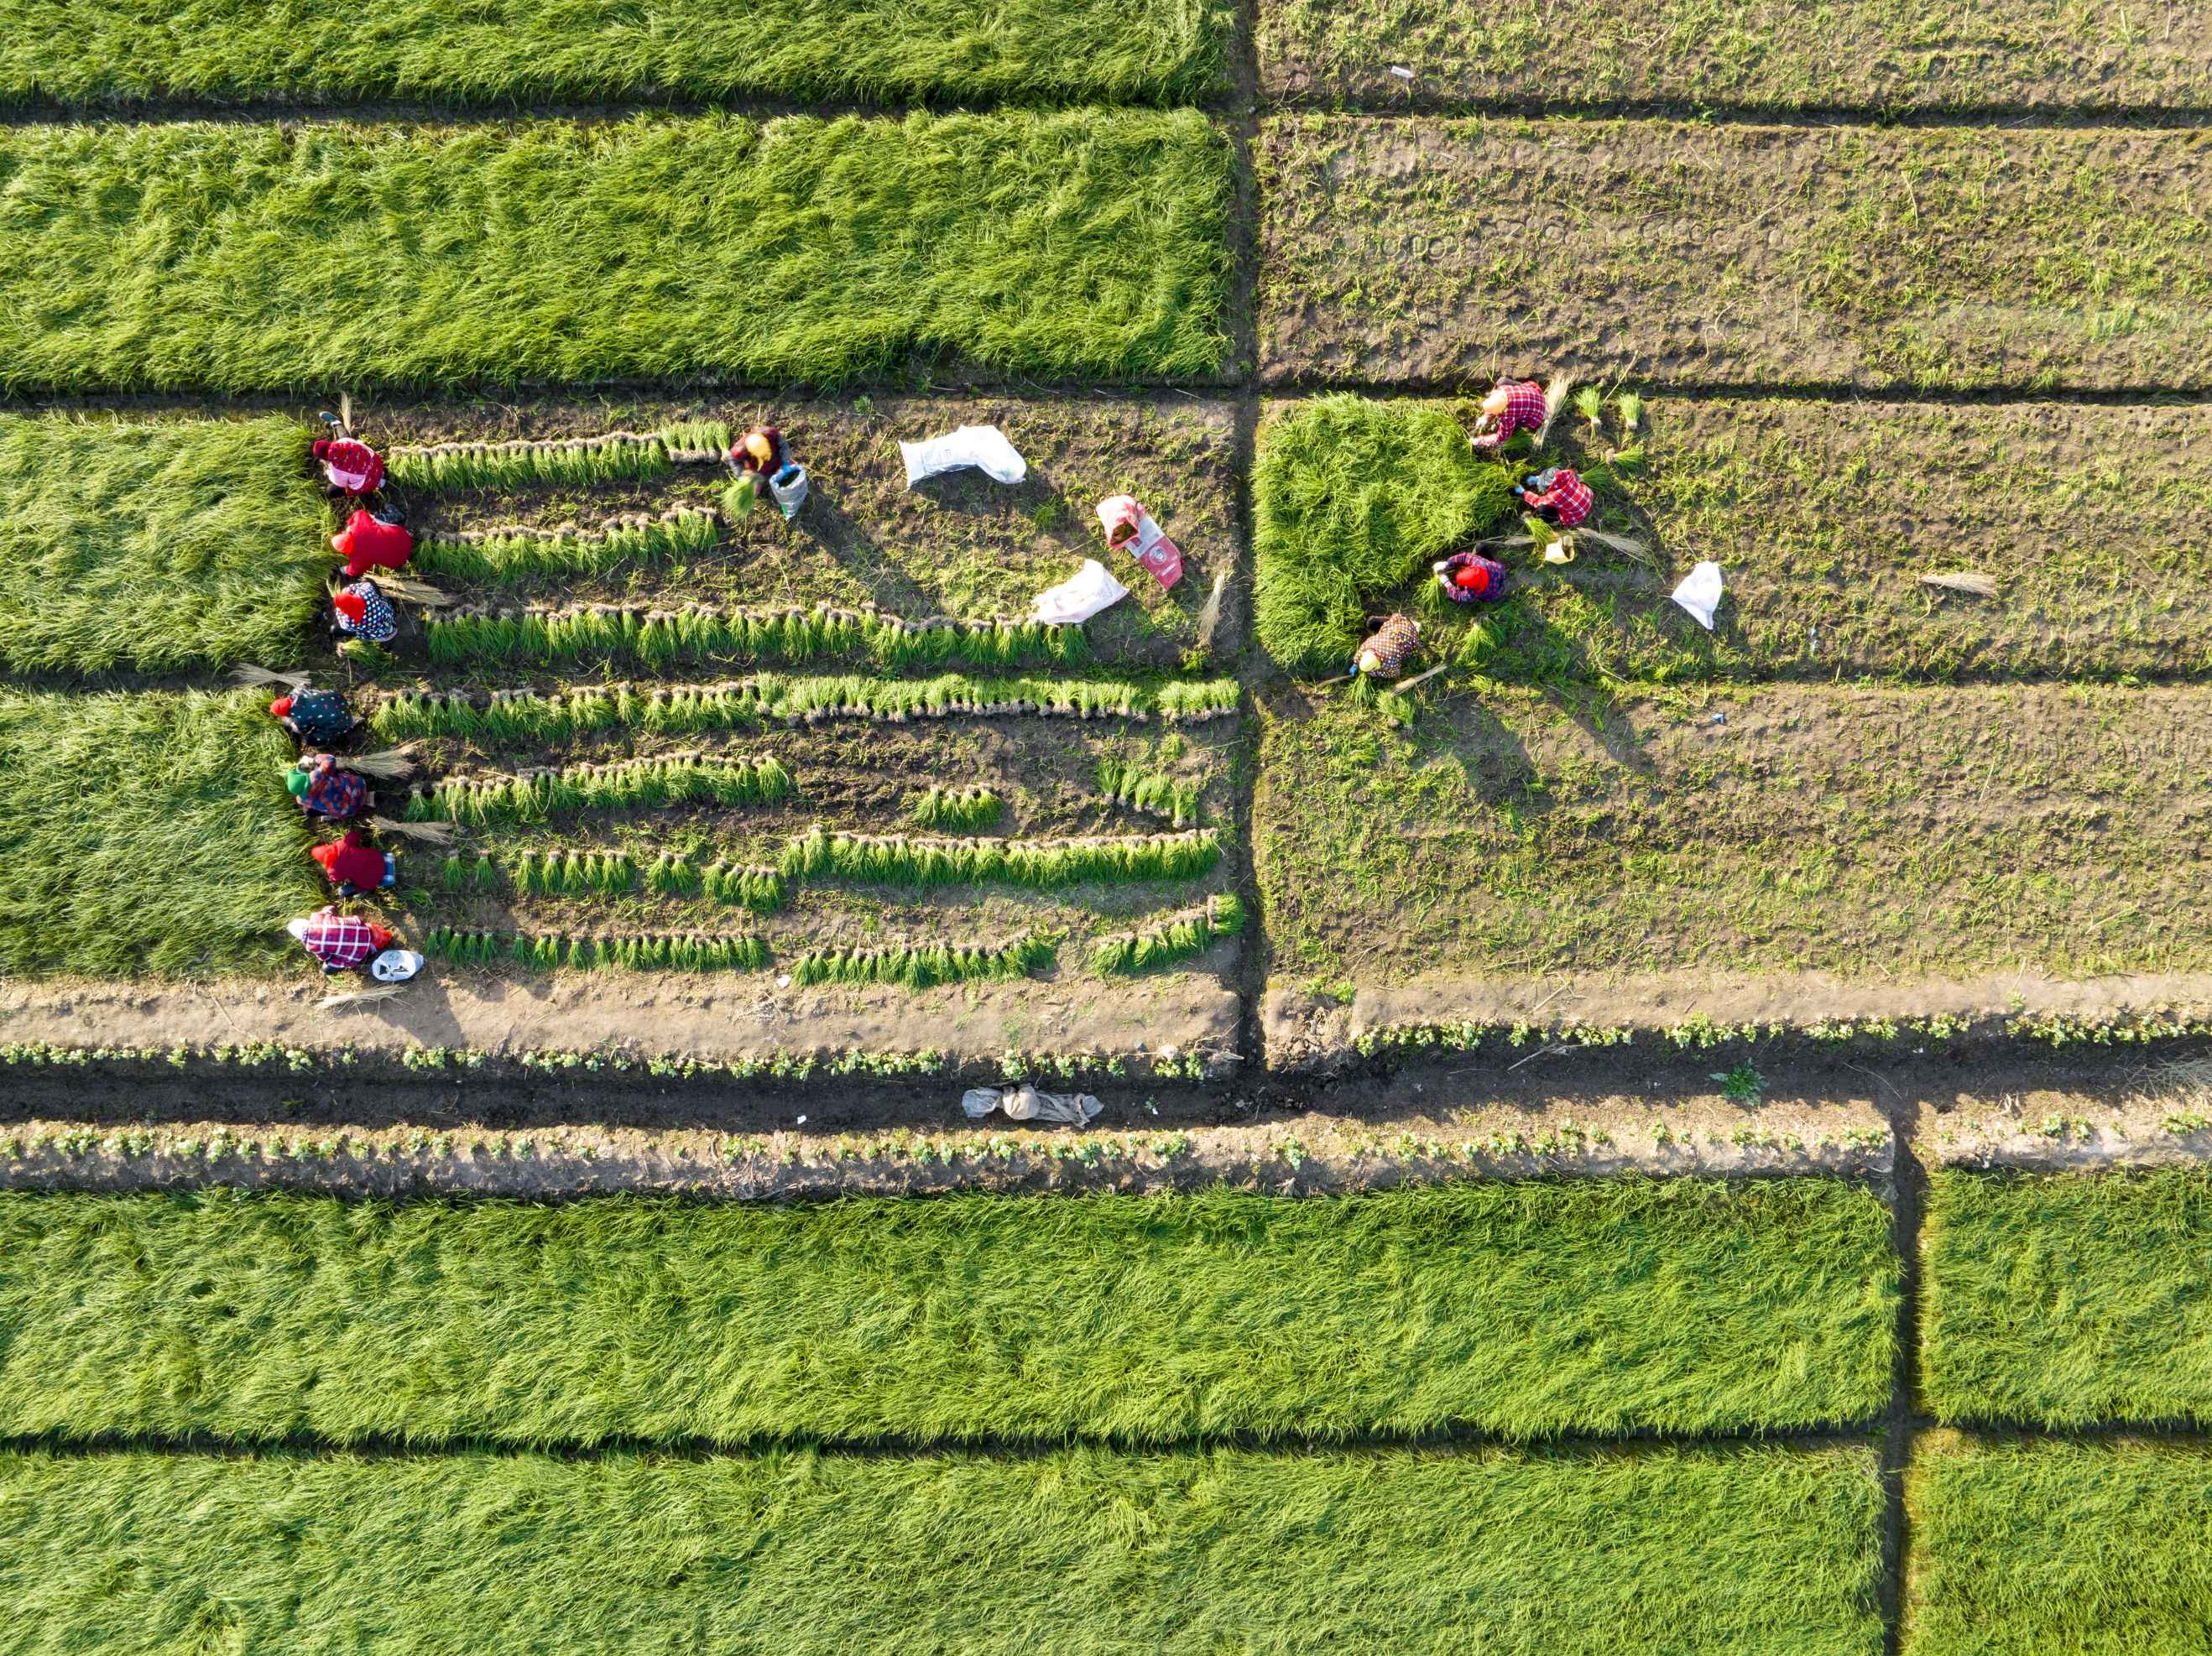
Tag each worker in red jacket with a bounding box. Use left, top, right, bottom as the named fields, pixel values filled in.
left=310, top=827, right=398, bottom=898
left=331, top=508, right=413, bottom=578
left=310, top=436, right=386, bottom=496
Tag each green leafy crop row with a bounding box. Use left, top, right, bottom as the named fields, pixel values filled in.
left=1091, top=893, right=1243, bottom=974
left=1096, top=755, right=1201, bottom=826
left=908, top=786, right=1003, bottom=831
left=425, top=927, right=772, bottom=973
left=403, top=752, right=793, bottom=826
left=411, top=506, right=723, bottom=584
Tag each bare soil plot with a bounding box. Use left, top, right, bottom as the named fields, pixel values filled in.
left=1256, top=118, right=2212, bottom=391
left=1253, top=684, right=2212, bottom=998
left=1258, top=0, right=2212, bottom=113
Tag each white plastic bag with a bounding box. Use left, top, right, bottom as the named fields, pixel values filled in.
left=1672, top=561, right=1725, bottom=630
left=1030, top=559, right=1129, bottom=625
left=900, top=424, right=1028, bottom=487
left=769, top=464, right=809, bottom=519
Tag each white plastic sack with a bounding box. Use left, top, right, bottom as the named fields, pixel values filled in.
left=1030, top=559, right=1129, bottom=625
left=1672, top=560, right=1725, bottom=630
left=961, top=1085, right=1103, bottom=1127
left=900, top=424, right=1028, bottom=487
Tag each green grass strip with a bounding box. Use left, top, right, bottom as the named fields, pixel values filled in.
left=789, top=932, right=1053, bottom=988
left=404, top=752, right=792, bottom=826
left=0, top=690, right=318, bottom=976
left=0, top=414, right=326, bottom=674
left=424, top=601, right=1089, bottom=672
left=0, top=114, right=1231, bottom=393
left=388, top=422, right=728, bottom=492
left=1097, top=754, right=1201, bottom=826
left=779, top=826, right=1217, bottom=887
left=908, top=786, right=1002, bottom=831
left=1254, top=394, right=1516, bottom=673
left=370, top=674, right=1240, bottom=742
left=0, top=1182, right=1898, bottom=1443
left=1091, top=892, right=1243, bottom=974
left=1922, top=1165, right=2212, bottom=1426
left=0, top=1443, right=1883, bottom=1655
left=0, top=0, right=1229, bottom=107
left=1906, top=1435, right=2212, bottom=1655
left=410, top=506, right=723, bottom=584
left=425, top=926, right=770, bottom=972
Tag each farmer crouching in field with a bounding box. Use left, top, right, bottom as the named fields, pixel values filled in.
left=287, top=753, right=373, bottom=823
left=1434, top=550, right=1509, bottom=605
left=310, top=435, right=386, bottom=497
left=1353, top=613, right=1422, bottom=679
left=1515, top=467, right=1593, bottom=529
left=331, top=507, right=413, bottom=579
left=268, top=685, right=359, bottom=747
left=727, top=425, right=789, bottom=513
left=286, top=906, right=421, bottom=982
left=330, top=580, right=399, bottom=646
left=310, top=826, right=398, bottom=898
left=1469, top=379, right=1547, bottom=453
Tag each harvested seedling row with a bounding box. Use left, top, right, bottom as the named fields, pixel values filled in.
left=371, top=674, right=1240, bottom=744
left=425, top=927, right=770, bottom=972
left=411, top=507, right=724, bottom=585
left=1096, top=756, right=1202, bottom=827
left=424, top=601, right=1090, bottom=673
left=1091, top=893, right=1244, bottom=975
left=908, top=787, right=1003, bottom=831
left=438, top=850, right=792, bottom=913
left=403, top=752, right=794, bottom=827
left=388, top=423, right=730, bottom=491
left=790, top=933, right=1055, bottom=989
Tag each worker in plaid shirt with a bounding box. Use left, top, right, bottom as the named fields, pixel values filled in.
left=1516, top=467, right=1594, bottom=529
left=1470, top=379, right=1547, bottom=451
left=286, top=906, right=394, bottom=974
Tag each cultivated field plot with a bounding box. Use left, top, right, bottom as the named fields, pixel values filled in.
left=0, top=413, right=326, bottom=675
left=1255, top=396, right=2212, bottom=684
left=1254, top=685, right=2212, bottom=996
left=1905, top=1434, right=2212, bottom=1654
left=1256, top=119, right=2212, bottom=390
left=1922, top=1166, right=2212, bottom=1426
left=0, top=1182, right=1897, bottom=1444
left=0, top=1444, right=1888, bottom=1654
left=0, top=113, right=1232, bottom=393
left=1257, top=0, right=2212, bottom=112
left=0, top=690, right=316, bottom=977
left=0, top=0, right=1231, bottom=106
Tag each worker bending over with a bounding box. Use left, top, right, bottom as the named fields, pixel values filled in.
left=310, top=826, right=398, bottom=897
left=1470, top=380, right=1547, bottom=452
left=1515, top=468, right=1593, bottom=529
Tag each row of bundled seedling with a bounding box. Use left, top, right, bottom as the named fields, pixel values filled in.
left=1090, top=894, right=1245, bottom=975
left=790, top=934, right=1055, bottom=990
left=387, top=421, right=730, bottom=492
left=402, top=752, right=793, bottom=826
left=423, top=601, right=1091, bottom=673
left=371, top=674, right=1242, bottom=744
left=425, top=927, right=770, bottom=973
left=411, top=507, right=723, bottom=584
left=908, top=787, right=1004, bottom=831
left=1096, top=756, right=1202, bottom=827
left=434, top=828, right=1219, bottom=908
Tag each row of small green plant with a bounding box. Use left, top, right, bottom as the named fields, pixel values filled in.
left=423, top=602, right=1089, bottom=672
left=370, top=674, right=1240, bottom=744
left=426, top=927, right=772, bottom=973
left=1090, top=893, right=1243, bottom=974
left=909, top=786, right=1002, bottom=831
left=790, top=933, right=1056, bottom=989
left=389, top=422, right=730, bottom=492
left=411, top=507, right=722, bottom=584
left=404, top=752, right=793, bottom=825
left=1096, top=756, right=1202, bottom=826
left=435, top=828, right=1219, bottom=908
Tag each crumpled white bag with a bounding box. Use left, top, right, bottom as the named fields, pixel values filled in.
left=962, top=1085, right=1103, bottom=1126
left=900, top=424, right=1028, bottom=487
left=1030, top=559, right=1129, bottom=625
left=1672, top=560, right=1725, bottom=630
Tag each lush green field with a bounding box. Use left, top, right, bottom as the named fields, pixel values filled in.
left=1259, top=0, right=2212, bottom=111
left=0, top=414, right=326, bottom=674
left=1255, top=685, right=2212, bottom=988
left=0, top=1444, right=1886, bottom=1655
left=1905, top=1435, right=2212, bottom=1654
left=1923, top=1168, right=2212, bottom=1426
left=0, top=0, right=1228, bottom=107
left=0, top=1182, right=1897, bottom=1445
left=0, top=690, right=317, bottom=976
left=0, top=114, right=1231, bottom=393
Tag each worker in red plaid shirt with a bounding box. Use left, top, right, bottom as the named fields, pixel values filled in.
left=1470, top=379, right=1547, bottom=451
left=1515, top=467, right=1594, bottom=529
left=287, top=906, right=394, bottom=974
